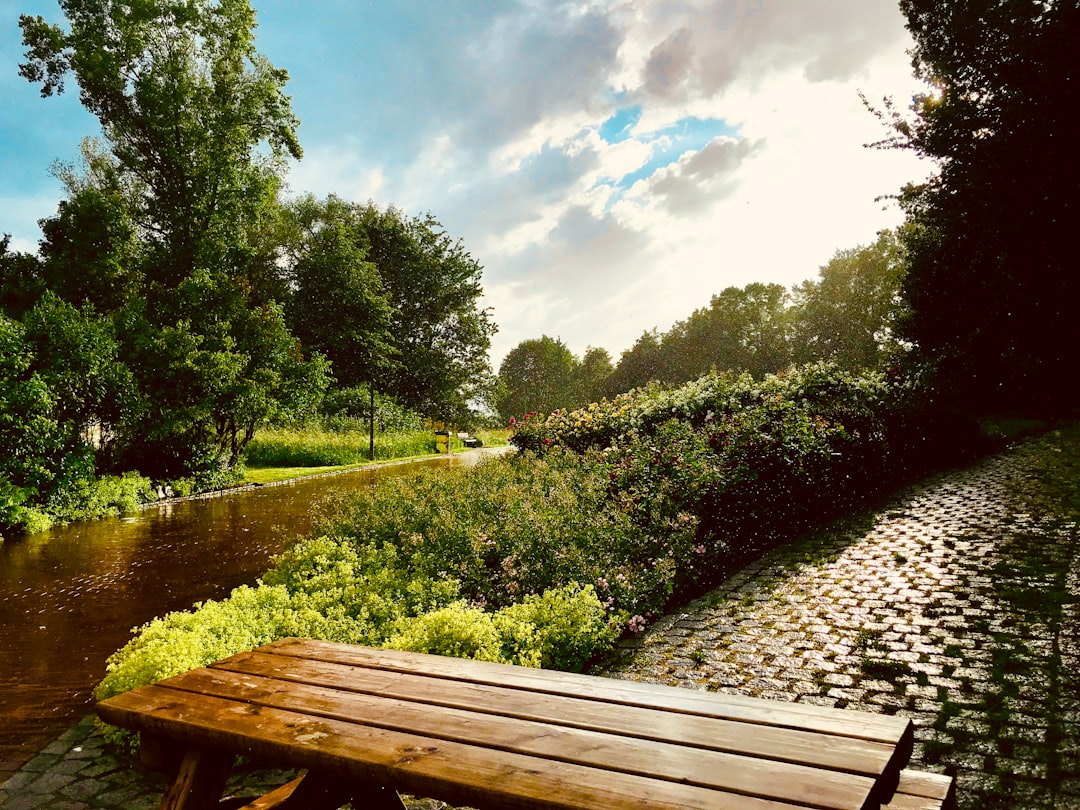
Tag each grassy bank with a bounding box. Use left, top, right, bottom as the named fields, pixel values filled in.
left=242, top=427, right=510, bottom=483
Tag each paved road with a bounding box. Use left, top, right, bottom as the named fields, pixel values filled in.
left=3, top=426, right=1078, bottom=809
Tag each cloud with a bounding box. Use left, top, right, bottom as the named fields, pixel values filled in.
left=438, top=4, right=624, bottom=153
left=636, top=135, right=762, bottom=214
left=627, top=0, right=911, bottom=104
left=643, top=28, right=697, bottom=99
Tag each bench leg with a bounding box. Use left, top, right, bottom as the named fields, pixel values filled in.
left=234, top=770, right=406, bottom=810
left=159, top=747, right=233, bottom=810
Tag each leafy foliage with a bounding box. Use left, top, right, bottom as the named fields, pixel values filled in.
left=281, top=196, right=496, bottom=424
left=319, top=386, right=426, bottom=434
left=98, top=363, right=977, bottom=716
left=871, top=0, right=1080, bottom=412
left=789, top=231, right=907, bottom=369
left=499, top=259, right=908, bottom=421
left=605, top=283, right=792, bottom=395
left=18, top=0, right=328, bottom=482
left=496, top=335, right=579, bottom=422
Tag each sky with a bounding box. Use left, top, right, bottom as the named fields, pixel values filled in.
left=0, top=0, right=932, bottom=368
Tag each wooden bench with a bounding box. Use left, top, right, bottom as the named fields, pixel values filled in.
left=96, top=637, right=955, bottom=810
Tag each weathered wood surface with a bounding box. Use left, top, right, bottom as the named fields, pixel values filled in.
left=880, top=769, right=956, bottom=810
left=97, top=637, right=929, bottom=810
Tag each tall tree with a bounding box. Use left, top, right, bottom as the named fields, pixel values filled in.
left=0, top=236, right=45, bottom=320
left=605, top=283, right=791, bottom=396
left=281, top=196, right=496, bottom=423
left=575, top=346, right=613, bottom=405
left=692, top=282, right=791, bottom=378
left=496, top=336, right=579, bottom=422
left=20, top=0, right=325, bottom=476
left=357, top=205, right=496, bottom=422
left=604, top=329, right=666, bottom=396
left=871, top=0, right=1080, bottom=411
left=20, top=0, right=302, bottom=288
left=286, top=217, right=395, bottom=390
left=789, top=231, right=907, bottom=369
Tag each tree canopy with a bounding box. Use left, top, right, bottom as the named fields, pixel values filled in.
left=280, top=195, right=496, bottom=424
left=789, top=231, right=907, bottom=370
left=496, top=336, right=579, bottom=422
left=874, top=0, right=1079, bottom=412
left=18, top=0, right=325, bottom=478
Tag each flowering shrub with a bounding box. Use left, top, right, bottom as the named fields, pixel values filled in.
left=511, top=363, right=892, bottom=455
left=98, top=361, right=978, bottom=730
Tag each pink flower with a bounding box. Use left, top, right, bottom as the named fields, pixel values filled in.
left=628, top=615, right=647, bottom=633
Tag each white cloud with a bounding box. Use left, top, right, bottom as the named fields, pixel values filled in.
left=292, top=1, right=931, bottom=368
left=4, top=0, right=931, bottom=373
left=285, top=145, right=386, bottom=204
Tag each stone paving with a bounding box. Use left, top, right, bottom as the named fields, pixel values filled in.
left=3, top=426, right=1079, bottom=809
left=605, top=426, right=1080, bottom=809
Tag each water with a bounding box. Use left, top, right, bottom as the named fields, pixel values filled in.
left=0, top=449, right=505, bottom=776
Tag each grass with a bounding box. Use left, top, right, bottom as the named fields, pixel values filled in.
left=245, top=463, right=386, bottom=485
left=241, top=427, right=511, bottom=484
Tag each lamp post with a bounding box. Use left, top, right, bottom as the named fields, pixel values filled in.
left=369, top=378, right=375, bottom=461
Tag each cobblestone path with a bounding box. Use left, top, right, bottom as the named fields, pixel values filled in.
left=3, top=426, right=1078, bottom=809
left=605, top=425, right=1080, bottom=809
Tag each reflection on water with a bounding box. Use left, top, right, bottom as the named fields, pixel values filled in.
left=0, top=449, right=504, bottom=776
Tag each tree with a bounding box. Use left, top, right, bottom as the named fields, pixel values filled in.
left=605, top=283, right=792, bottom=397
left=38, top=185, right=143, bottom=313
left=286, top=218, right=395, bottom=389
left=21, top=292, right=134, bottom=449
left=0, top=236, right=45, bottom=320
left=789, top=231, right=907, bottom=369
left=604, top=329, right=666, bottom=396
left=20, top=0, right=302, bottom=287
left=871, top=0, right=1080, bottom=411
left=281, top=196, right=496, bottom=423
left=496, top=336, right=579, bottom=422
left=575, top=346, right=613, bottom=404
left=20, top=0, right=326, bottom=475
left=0, top=314, right=72, bottom=497
left=356, top=204, right=496, bottom=422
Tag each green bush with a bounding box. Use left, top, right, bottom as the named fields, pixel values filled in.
left=387, top=602, right=506, bottom=662
left=45, top=471, right=155, bottom=523
left=318, top=448, right=686, bottom=620
left=99, top=361, right=980, bottom=724
left=0, top=477, right=52, bottom=539
left=387, top=585, right=617, bottom=670
left=319, top=386, right=425, bottom=433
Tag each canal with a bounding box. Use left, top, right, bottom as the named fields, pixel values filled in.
left=0, top=449, right=505, bottom=777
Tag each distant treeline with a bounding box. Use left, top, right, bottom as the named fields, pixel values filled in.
left=496, top=231, right=905, bottom=421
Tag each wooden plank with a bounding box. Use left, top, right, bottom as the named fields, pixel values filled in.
left=98, top=685, right=825, bottom=810
left=880, top=794, right=945, bottom=810
left=257, top=638, right=912, bottom=748
left=154, top=666, right=879, bottom=810
left=211, top=649, right=903, bottom=781
left=882, top=770, right=956, bottom=810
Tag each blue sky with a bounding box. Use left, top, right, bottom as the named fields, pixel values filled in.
left=1, top=0, right=929, bottom=366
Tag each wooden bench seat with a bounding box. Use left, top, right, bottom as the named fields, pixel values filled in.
left=881, top=769, right=956, bottom=810
left=96, top=637, right=954, bottom=810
